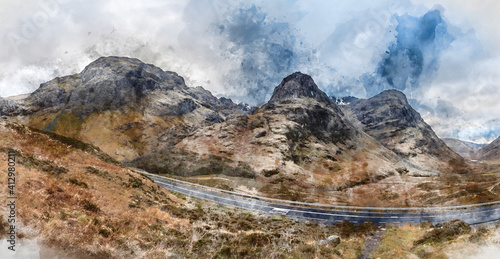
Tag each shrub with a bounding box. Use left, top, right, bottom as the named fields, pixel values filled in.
left=335, top=221, right=376, bottom=238
left=240, top=233, right=272, bottom=247
left=99, top=229, right=111, bottom=238
left=28, top=127, right=121, bottom=166
left=129, top=149, right=256, bottom=178
left=17, top=152, right=69, bottom=176
left=214, top=246, right=232, bottom=259
left=263, top=168, right=280, bottom=177
left=82, top=200, right=100, bottom=213
left=85, top=166, right=111, bottom=179
left=298, top=244, right=317, bottom=254
left=465, top=183, right=482, bottom=194
left=469, top=226, right=489, bottom=243
left=448, top=158, right=470, bottom=174
left=128, top=175, right=143, bottom=188
left=414, top=219, right=471, bottom=245
left=69, top=178, right=88, bottom=188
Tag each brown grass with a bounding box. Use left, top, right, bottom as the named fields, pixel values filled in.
left=0, top=121, right=374, bottom=258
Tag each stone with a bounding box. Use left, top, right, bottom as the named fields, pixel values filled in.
left=254, top=129, right=267, bottom=138
left=314, top=235, right=340, bottom=246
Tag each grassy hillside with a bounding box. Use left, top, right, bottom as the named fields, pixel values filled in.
left=0, top=120, right=379, bottom=258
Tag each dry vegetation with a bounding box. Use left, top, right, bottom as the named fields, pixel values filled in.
left=0, top=121, right=379, bottom=258
left=371, top=221, right=500, bottom=259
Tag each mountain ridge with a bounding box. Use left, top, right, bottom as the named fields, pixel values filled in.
left=341, top=89, right=465, bottom=173
left=477, top=136, right=500, bottom=161
left=1, top=56, right=250, bottom=161
left=0, top=56, right=475, bottom=204
left=441, top=138, right=487, bottom=160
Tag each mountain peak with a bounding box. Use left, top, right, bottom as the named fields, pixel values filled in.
left=24, top=56, right=190, bottom=116
left=376, top=89, right=409, bottom=102
left=80, top=56, right=185, bottom=87
left=268, top=72, right=331, bottom=104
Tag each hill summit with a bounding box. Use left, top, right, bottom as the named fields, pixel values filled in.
left=268, top=72, right=331, bottom=104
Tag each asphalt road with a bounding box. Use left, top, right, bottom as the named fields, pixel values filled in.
left=136, top=170, right=500, bottom=225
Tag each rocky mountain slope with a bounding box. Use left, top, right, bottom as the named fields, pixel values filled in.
left=1, top=120, right=376, bottom=258
left=341, top=90, right=465, bottom=173
left=477, top=136, right=500, bottom=161
left=441, top=138, right=486, bottom=160
left=1, top=56, right=249, bottom=161
left=0, top=56, right=480, bottom=204
left=134, top=73, right=408, bottom=201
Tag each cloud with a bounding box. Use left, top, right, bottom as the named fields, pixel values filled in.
left=0, top=0, right=498, bottom=143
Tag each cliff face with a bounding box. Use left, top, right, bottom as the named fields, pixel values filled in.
left=3, top=56, right=249, bottom=161
left=341, top=90, right=464, bottom=173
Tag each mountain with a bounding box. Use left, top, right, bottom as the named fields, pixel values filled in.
left=1, top=57, right=476, bottom=204
left=268, top=72, right=332, bottom=104
left=477, top=136, right=500, bottom=161
left=441, top=138, right=486, bottom=159
left=341, top=90, right=466, bottom=173
left=133, top=72, right=405, bottom=201
left=0, top=94, right=29, bottom=115
left=2, top=56, right=249, bottom=161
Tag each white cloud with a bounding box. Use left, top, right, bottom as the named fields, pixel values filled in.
left=0, top=0, right=498, bottom=142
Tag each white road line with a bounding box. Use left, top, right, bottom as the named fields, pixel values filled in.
left=153, top=177, right=500, bottom=220
left=154, top=178, right=493, bottom=221
left=138, top=169, right=500, bottom=211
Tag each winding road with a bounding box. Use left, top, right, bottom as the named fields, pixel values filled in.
left=135, top=170, right=500, bottom=225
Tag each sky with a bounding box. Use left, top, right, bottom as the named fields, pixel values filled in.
left=0, top=0, right=499, bottom=144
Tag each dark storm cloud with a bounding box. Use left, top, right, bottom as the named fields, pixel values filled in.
left=358, top=9, right=455, bottom=97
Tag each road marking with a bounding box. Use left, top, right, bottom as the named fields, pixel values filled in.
left=137, top=170, right=500, bottom=211
left=153, top=177, right=500, bottom=219
left=270, top=208, right=290, bottom=215
left=145, top=173, right=500, bottom=224
left=154, top=178, right=450, bottom=220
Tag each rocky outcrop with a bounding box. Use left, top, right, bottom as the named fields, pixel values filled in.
left=341, top=89, right=463, bottom=173
left=314, top=235, right=340, bottom=246
left=0, top=94, right=29, bottom=116
left=477, top=137, right=500, bottom=161
left=6, top=56, right=249, bottom=161
left=268, top=72, right=331, bottom=104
